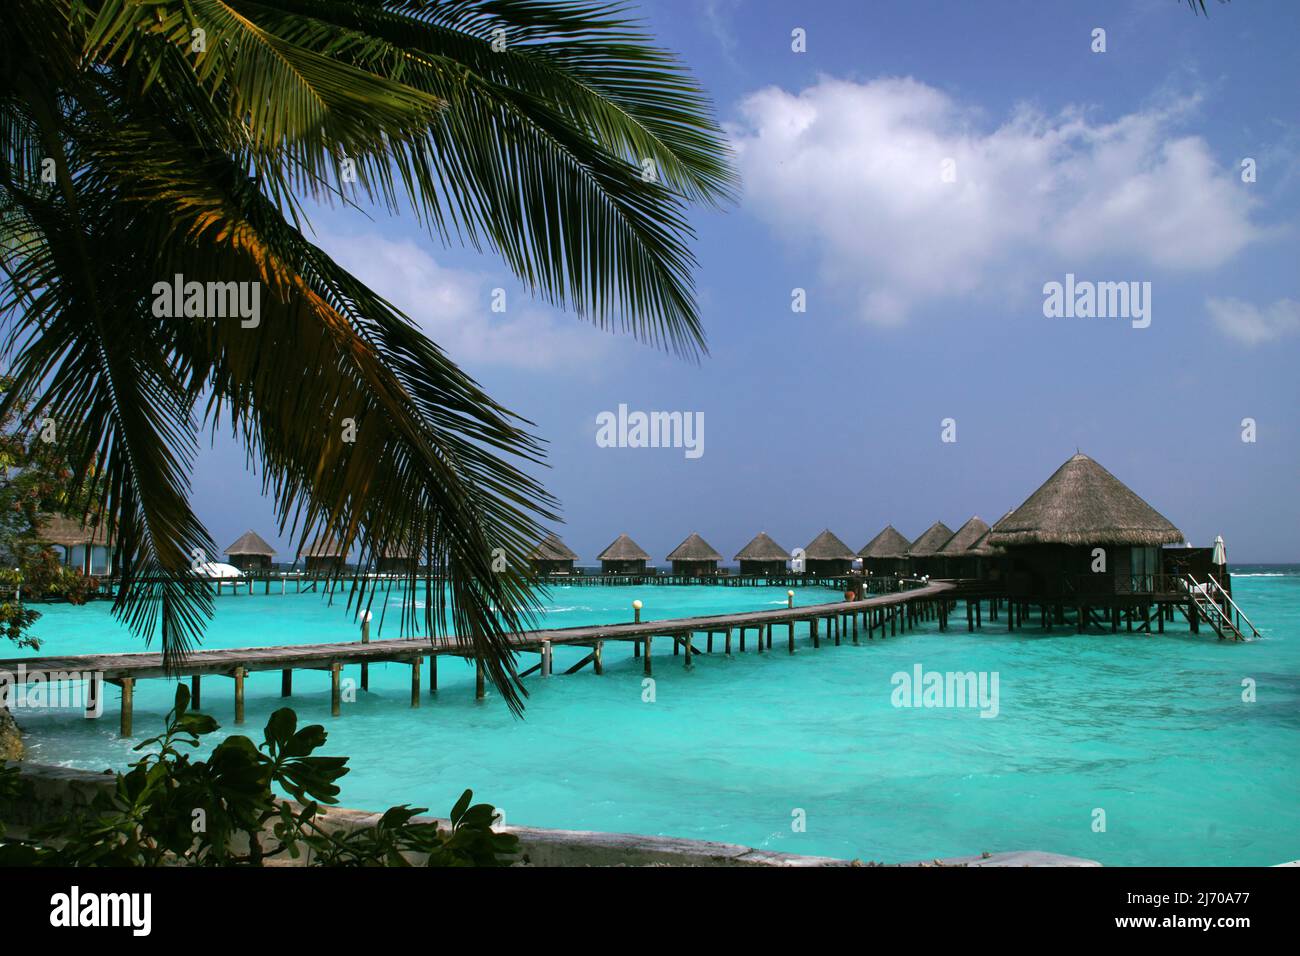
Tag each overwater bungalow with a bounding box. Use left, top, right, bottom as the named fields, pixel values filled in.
left=802, top=529, right=855, bottom=576
left=965, top=512, right=1010, bottom=581
left=376, top=546, right=416, bottom=575
left=528, top=534, right=579, bottom=575
left=38, top=515, right=114, bottom=575
left=986, top=453, right=1183, bottom=602
left=905, top=521, right=955, bottom=577
left=934, top=516, right=990, bottom=579
left=857, top=525, right=912, bottom=578
left=597, top=534, right=651, bottom=574
left=224, top=530, right=276, bottom=572
left=666, top=532, right=723, bottom=576
left=734, top=532, right=789, bottom=576
left=302, top=535, right=346, bottom=573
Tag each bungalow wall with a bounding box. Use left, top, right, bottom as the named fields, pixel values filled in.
left=739, top=559, right=786, bottom=576
left=805, top=558, right=851, bottom=576
left=601, top=559, right=647, bottom=574
left=908, top=556, right=944, bottom=577
left=305, top=555, right=344, bottom=574
left=531, top=559, right=576, bottom=575
left=227, top=553, right=271, bottom=573
left=863, top=557, right=909, bottom=577
left=1161, top=548, right=1227, bottom=592
left=1004, top=544, right=1165, bottom=600
left=671, top=559, right=718, bottom=576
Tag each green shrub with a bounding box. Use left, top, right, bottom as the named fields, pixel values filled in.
left=0, top=686, right=518, bottom=867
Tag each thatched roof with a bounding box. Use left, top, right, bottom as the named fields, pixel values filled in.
left=968, top=511, right=1012, bottom=556
left=857, top=525, right=911, bottom=559
left=597, top=533, right=650, bottom=561
left=225, top=530, right=276, bottom=556
left=907, top=521, right=956, bottom=557
left=734, top=532, right=788, bottom=561
left=37, top=515, right=112, bottom=547
left=666, top=532, right=722, bottom=562
left=986, top=453, right=1183, bottom=547
left=302, top=534, right=346, bottom=558
left=529, top=533, right=578, bottom=561
left=936, top=516, right=990, bottom=555
left=803, top=529, right=855, bottom=560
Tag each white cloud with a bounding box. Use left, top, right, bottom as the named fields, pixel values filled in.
left=318, top=232, right=608, bottom=370
left=1206, top=297, right=1300, bottom=345
left=729, top=77, right=1263, bottom=325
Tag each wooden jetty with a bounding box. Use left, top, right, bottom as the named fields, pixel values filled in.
left=0, top=583, right=954, bottom=738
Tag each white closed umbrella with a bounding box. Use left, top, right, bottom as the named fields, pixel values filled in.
left=1212, top=535, right=1226, bottom=567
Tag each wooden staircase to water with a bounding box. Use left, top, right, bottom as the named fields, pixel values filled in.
left=1175, top=573, right=1259, bottom=641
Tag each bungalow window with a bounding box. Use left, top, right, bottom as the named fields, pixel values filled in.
left=1130, top=547, right=1158, bottom=592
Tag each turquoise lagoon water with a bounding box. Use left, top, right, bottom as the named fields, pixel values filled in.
left=8, top=572, right=1300, bottom=866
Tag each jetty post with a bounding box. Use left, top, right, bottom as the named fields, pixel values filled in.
left=633, top=599, right=643, bottom=658
left=360, top=610, right=371, bottom=691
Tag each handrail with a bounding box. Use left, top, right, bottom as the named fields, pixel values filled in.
left=1183, top=574, right=1241, bottom=639
left=1206, top=572, right=1261, bottom=638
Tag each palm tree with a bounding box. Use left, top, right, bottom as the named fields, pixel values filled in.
left=0, top=0, right=735, bottom=711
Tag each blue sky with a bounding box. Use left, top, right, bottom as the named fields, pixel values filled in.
left=192, top=0, right=1300, bottom=564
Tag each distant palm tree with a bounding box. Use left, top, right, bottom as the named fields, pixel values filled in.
left=0, top=0, right=735, bottom=710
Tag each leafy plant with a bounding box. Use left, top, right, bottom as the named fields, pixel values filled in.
left=0, top=685, right=518, bottom=866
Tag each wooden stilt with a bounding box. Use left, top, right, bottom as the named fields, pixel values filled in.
left=234, top=667, right=245, bottom=724
left=120, top=678, right=134, bottom=738
left=330, top=662, right=342, bottom=717
left=411, top=657, right=421, bottom=707
left=643, top=636, right=653, bottom=676
left=191, top=675, right=201, bottom=710
left=281, top=669, right=292, bottom=697
left=475, top=660, right=486, bottom=700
